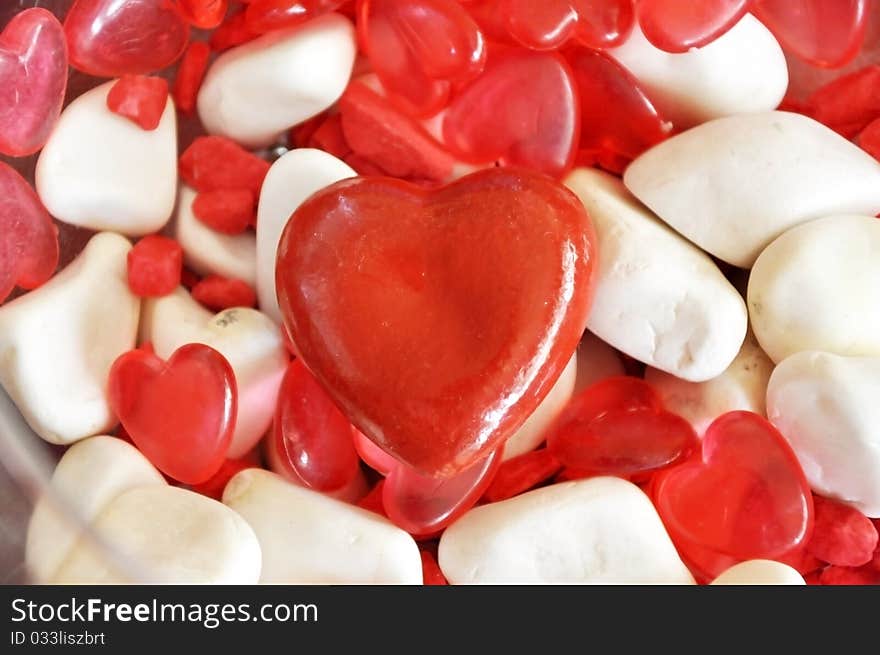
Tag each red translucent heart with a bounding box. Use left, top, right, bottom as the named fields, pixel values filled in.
left=0, top=162, right=59, bottom=303
left=502, top=0, right=634, bottom=51
left=245, top=0, right=348, bottom=33
left=753, top=0, right=869, bottom=68
left=637, top=0, right=749, bottom=53
left=273, top=359, right=361, bottom=492
left=0, top=8, right=67, bottom=157
left=652, top=411, right=814, bottom=580
left=276, top=169, right=596, bottom=476
left=64, top=0, right=190, bottom=77
left=108, top=344, right=237, bottom=485
left=359, top=0, right=486, bottom=117
left=443, top=47, right=580, bottom=177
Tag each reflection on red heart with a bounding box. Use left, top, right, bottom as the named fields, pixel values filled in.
left=502, top=0, right=634, bottom=51
left=637, top=0, right=749, bottom=53
left=276, top=168, right=596, bottom=476
left=0, top=163, right=59, bottom=303
left=108, top=343, right=237, bottom=485
left=652, top=411, right=814, bottom=580
left=0, top=9, right=68, bottom=157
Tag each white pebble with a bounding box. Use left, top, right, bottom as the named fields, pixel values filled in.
left=710, top=560, right=805, bottom=585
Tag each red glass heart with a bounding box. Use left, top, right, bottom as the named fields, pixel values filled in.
left=502, top=0, right=634, bottom=51
left=64, top=0, right=190, bottom=77
left=108, top=343, right=237, bottom=485
left=273, top=359, right=361, bottom=492
left=0, top=8, right=67, bottom=157
left=0, top=162, right=59, bottom=303
left=652, top=411, right=814, bottom=580
left=442, top=47, right=580, bottom=177
left=245, top=0, right=348, bottom=33
left=637, top=0, right=749, bottom=53
left=753, top=0, right=869, bottom=68
left=359, top=0, right=486, bottom=117
left=276, top=169, right=597, bottom=476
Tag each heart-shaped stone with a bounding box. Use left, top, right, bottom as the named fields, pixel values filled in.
left=636, top=0, right=749, bottom=52
left=652, top=411, right=814, bottom=580
left=109, top=343, right=237, bottom=484
left=276, top=169, right=596, bottom=476
left=502, top=0, right=634, bottom=50
left=0, top=163, right=58, bottom=304
left=0, top=8, right=67, bottom=157
left=64, top=0, right=190, bottom=77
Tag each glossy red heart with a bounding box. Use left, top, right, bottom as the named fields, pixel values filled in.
left=0, top=9, right=67, bottom=157
left=637, top=0, right=749, bottom=53
left=443, top=47, right=580, bottom=177
left=359, top=0, right=486, bottom=117
left=502, top=0, right=634, bottom=51
left=0, top=162, right=59, bottom=303
left=108, top=343, right=237, bottom=485
left=652, top=411, right=814, bottom=580
left=753, top=0, right=869, bottom=68
left=64, top=0, right=190, bottom=77
left=276, top=169, right=596, bottom=476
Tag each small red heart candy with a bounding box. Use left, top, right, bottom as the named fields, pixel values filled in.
left=276, top=168, right=596, bottom=476
left=0, top=162, right=59, bottom=303
left=502, top=0, right=634, bottom=51
left=108, top=343, right=237, bottom=485
left=652, top=411, right=814, bottom=580
left=64, top=0, right=190, bottom=77
left=0, top=8, right=68, bottom=157
left=637, top=0, right=750, bottom=53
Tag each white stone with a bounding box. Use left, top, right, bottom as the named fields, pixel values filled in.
left=767, top=351, right=880, bottom=517
left=198, top=14, right=357, bottom=148
left=175, top=185, right=257, bottom=286
left=0, top=233, right=140, bottom=444
left=710, top=560, right=805, bottom=585
left=223, top=469, right=422, bottom=584
left=574, top=332, right=625, bottom=393
left=35, top=81, right=177, bottom=236
left=256, top=148, right=355, bottom=322
left=624, top=112, right=880, bottom=268
left=52, top=485, right=262, bottom=584
left=609, top=15, right=787, bottom=129
left=645, top=332, right=773, bottom=435
left=438, top=477, right=694, bottom=584
left=565, top=168, right=747, bottom=382
left=140, top=288, right=288, bottom=457
left=25, top=436, right=166, bottom=583
left=748, top=215, right=880, bottom=362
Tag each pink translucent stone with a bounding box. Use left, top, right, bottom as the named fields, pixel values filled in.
left=637, top=0, right=750, bottom=53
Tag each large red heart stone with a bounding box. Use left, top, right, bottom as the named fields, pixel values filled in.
left=276, top=168, right=596, bottom=476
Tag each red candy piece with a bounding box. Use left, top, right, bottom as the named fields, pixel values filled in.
left=547, top=376, right=697, bottom=476
left=807, top=495, right=879, bottom=567
left=653, top=411, right=814, bottom=580
left=173, top=41, right=211, bottom=115
left=0, top=163, right=59, bottom=303
left=0, top=9, right=67, bottom=157
left=502, top=0, right=634, bottom=51
left=126, top=235, right=183, bottom=297
left=276, top=169, right=596, bottom=475
left=191, top=275, right=257, bottom=311
left=64, top=0, right=190, bottom=77
left=106, top=75, right=169, bottom=131
left=109, top=344, right=237, bottom=485
left=174, top=0, right=228, bottom=29
left=189, top=456, right=258, bottom=500
left=483, top=448, right=562, bottom=503
left=420, top=549, right=448, bottom=585
left=210, top=9, right=259, bottom=52
left=443, top=48, right=580, bottom=177
left=179, top=136, right=270, bottom=196
left=808, top=66, right=880, bottom=138
left=637, top=0, right=749, bottom=53
left=273, top=359, right=361, bottom=492
left=753, top=0, right=869, bottom=68
left=192, top=189, right=255, bottom=235
left=246, top=0, right=348, bottom=33
left=339, top=82, right=455, bottom=182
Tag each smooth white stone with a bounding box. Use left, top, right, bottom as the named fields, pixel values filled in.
left=0, top=233, right=140, bottom=444
left=198, top=14, right=357, bottom=148
left=749, top=215, right=880, bottom=362
left=624, top=112, right=880, bottom=268
left=574, top=332, right=625, bottom=393
left=565, top=167, right=747, bottom=382
left=140, top=288, right=288, bottom=458
left=609, top=15, right=787, bottom=129
left=711, top=560, right=805, bottom=585
left=767, top=351, right=880, bottom=517
left=438, top=477, right=695, bottom=584
left=223, top=469, right=422, bottom=584
left=256, top=148, right=355, bottom=323
left=35, top=81, right=177, bottom=236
